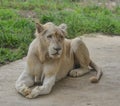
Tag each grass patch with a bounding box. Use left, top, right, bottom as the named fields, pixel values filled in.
left=0, top=8, right=34, bottom=65
left=0, top=0, right=120, bottom=65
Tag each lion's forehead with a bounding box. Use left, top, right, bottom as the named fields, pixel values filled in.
left=44, top=22, right=56, bottom=29
left=45, top=27, right=63, bottom=36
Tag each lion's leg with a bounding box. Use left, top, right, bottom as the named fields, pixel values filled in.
left=69, top=38, right=91, bottom=77
left=69, top=68, right=90, bottom=77
left=26, top=75, right=55, bottom=99
left=70, top=38, right=102, bottom=83
left=15, top=71, right=34, bottom=96
left=15, top=55, right=42, bottom=96
left=26, top=62, right=58, bottom=99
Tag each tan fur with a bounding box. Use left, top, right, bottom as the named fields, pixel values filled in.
left=15, top=22, right=102, bottom=98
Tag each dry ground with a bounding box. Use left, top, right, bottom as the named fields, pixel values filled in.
left=0, top=34, right=120, bottom=106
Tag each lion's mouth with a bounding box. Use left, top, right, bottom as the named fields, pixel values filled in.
left=52, top=52, right=59, bottom=56
left=50, top=50, right=62, bottom=58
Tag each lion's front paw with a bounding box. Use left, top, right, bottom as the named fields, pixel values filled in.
left=69, top=70, right=83, bottom=77
left=21, top=87, right=31, bottom=96
left=26, top=86, right=40, bottom=99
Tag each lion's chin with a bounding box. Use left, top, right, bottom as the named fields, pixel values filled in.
left=49, top=54, right=61, bottom=59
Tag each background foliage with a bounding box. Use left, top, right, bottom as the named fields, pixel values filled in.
left=0, top=0, right=120, bottom=65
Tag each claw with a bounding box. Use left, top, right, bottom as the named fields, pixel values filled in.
left=21, top=88, right=31, bottom=96
left=26, top=94, right=33, bottom=99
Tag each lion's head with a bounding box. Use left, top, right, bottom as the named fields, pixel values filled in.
left=35, top=22, right=67, bottom=59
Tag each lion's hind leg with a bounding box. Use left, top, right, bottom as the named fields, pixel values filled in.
left=69, top=68, right=90, bottom=77
left=15, top=71, right=34, bottom=96
left=69, top=37, right=91, bottom=80
left=70, top=37, right=102, bottom=83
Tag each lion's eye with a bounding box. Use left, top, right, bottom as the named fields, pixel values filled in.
left=58, top=35, right=64, bottom=42
left=47, top=35, right=52, bottom=39
left=60, top=35, right=64, bottom=39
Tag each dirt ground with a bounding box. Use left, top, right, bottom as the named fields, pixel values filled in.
left=0, top=34, right=120, bottom=106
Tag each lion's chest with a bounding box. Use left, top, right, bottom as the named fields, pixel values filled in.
left=56, top=54, right=74, bottom=81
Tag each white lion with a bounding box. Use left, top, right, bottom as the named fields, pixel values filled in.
left=15, top=22, right=102, bottom=98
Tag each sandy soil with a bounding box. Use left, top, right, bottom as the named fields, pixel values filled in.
left=0, top=34, right=120, bottom=106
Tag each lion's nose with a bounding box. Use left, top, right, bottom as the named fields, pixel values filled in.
left=53, top=47, right=61, bottom=51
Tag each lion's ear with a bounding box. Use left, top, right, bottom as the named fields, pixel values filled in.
left=59, top=23, right=67, bottom=36
left=36, top=23, right=44, bottom=33
left=59, top=23, right=67, bottom=32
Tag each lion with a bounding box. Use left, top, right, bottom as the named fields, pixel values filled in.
left=15, top=22, right=102, bottom=98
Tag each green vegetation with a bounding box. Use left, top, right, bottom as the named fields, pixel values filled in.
left=0, top=0, right=120, bottom=65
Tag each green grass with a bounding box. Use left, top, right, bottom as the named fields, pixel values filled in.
left=0, top=0, right=120, bottom=65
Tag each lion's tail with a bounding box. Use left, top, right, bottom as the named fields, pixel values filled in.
left=89, top=60, right=103, bottom=83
